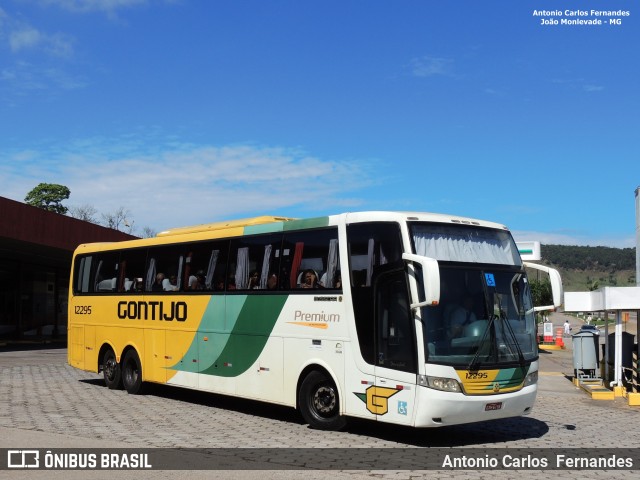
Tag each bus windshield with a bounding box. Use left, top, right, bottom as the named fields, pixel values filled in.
left=420, top=266, right=537, bottom=367
left=409, top=223, right=536, bottom=368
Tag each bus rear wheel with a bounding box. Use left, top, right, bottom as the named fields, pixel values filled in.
left=298, top=370, right=346, bottom=431
left=121, top=349, right=144, bottom=395
left=102, top=349, right=122, bottom=390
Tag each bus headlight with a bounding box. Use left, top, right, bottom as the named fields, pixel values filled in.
left=425, top=376, right=462, bottom=393
left=524, top=371, right=538, bottom=386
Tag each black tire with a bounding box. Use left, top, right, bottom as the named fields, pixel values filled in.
left=121, top=349, right=144, bottom=395
left=102, top=348, right=122, bottom=390
left=298, top=370, right=346, bottom=430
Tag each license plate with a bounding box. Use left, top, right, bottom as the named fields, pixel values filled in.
left=485, top=402, right=503, bottom=411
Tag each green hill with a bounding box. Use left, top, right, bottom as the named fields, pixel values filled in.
left=536, top=245, right=637, bottom=292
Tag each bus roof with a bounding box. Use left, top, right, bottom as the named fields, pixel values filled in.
left=343, top=211, right=508, bottom=231
left=73, top=211, right=509, bottom=255
left=156, top=216, right=297, bottom=237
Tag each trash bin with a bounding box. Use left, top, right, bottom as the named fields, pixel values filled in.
left=573, top=331, right=599, bottom=380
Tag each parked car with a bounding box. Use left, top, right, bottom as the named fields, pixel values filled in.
left=579, top=324, right=600, bottom=335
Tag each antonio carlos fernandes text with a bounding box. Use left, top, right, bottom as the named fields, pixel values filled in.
left=442, top=454, right=634, bottom=469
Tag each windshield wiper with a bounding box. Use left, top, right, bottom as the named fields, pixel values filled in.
left=468, top=314, right=495, bottom=371
left=500, top=311, right=526, bottom=368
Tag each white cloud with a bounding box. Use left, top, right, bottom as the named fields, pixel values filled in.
left=9, top=27, right=42, bottom=52
left=3, top=13, right=75, bottom=58
left=410, top=56, right=455, bottom=77
left=583, top=84, right=605, bottom=93
left=551, top=78, right=605, bottom=94
left=0, top=61, right=86, bottom=94
left=38, top=0, right=149, bottom=15
left=0, top=138, right=372, bottom=232
left=45, top=32, right=75, bottom=57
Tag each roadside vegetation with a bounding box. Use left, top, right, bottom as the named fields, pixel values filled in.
left=539, top=244, right=636, bottom=292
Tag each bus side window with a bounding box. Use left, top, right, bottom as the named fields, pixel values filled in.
left=93, top=252, right=120, bottom=293
left=179, top=240, right=229, bottom=291
left=119, top=249, right=147, bottom=293
left=184, top=251, right=208, bottom=292
left=347, top=222, right=403, bottom=288
left=74, top=255, right=93, bottom=294
left=229, top=234, right=282, bottom=291
left=281, top=228, right=340, bottom=292
left=146, top=245, right=183, bottom=292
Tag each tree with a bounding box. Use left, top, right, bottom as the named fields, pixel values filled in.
left=141, top=226, right=157, bottom=238
left=24, top=183, right=70, bottom=214
left=68, top=204, right=99, bottom=224
left=530, top=279, right=553, bottom=309
left=101, top=207, right=133, bottom=233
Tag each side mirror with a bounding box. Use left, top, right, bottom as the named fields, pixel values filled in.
left=402, top=253, right=440, bottom=309
left=523, top=262, right=564, bottom=311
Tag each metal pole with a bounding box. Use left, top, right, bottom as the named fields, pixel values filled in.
left=631, top=310, right=640, bottom=393
left=603, top=310, right=609, bottom=382
left=613, top=310, right=622, bottom=388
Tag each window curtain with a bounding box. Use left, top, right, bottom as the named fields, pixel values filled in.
left=235, top=247, right=249, bottom=289
left=412, top=228, right=519, bottom=265
left=379, top=244, right=388, bottom=266
left=145, top=258, right=156, bottom=291
left=366, top=238, right=375, bottom=286
left=259, top=244, right=273, bottom=289
left=118, top=261, right=127, bottom=291
left=183, top=253, right=192, bottom=289
left=324, top=239, right=338, bottom=288
left=205, top=250, right=219, bottom=289
left=290, top=242, right=304, bottom=288
left=94, top=260, right=104, bottom=291
left=176, top=255, right=184, bottom=289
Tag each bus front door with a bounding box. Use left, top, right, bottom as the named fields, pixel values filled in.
left=373, top=270, right=417, bottom=425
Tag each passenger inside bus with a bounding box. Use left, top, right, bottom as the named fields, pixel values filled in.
left=151, top=273, right=165, bottom=292
left=248, top=270, right=260, bottom=289
left=300, top=269, right=321, bottom=289
left=188, top=271, right=206, bottom=291
left=214, top=276, right=226, bottom=291
left=446, top=295, right=477, bottom=339
left=163, top=275, right=179, bottom=291
left=266, top=273, right=278, bottom=290
left=132, top=277, right=144, bottom=292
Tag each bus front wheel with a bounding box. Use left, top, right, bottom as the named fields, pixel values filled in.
left=121, top=349, right=144, bottom=395
left=102, top=349, right=122, bottom=390
left=298, top=370, right=346, bottom=431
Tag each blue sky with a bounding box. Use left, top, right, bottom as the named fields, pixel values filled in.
left=1, top=0, right=638, bottom=247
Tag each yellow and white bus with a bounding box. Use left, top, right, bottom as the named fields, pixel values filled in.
left=68, top=211, right=562, bottom=430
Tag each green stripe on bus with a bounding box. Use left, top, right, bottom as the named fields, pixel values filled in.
left=494, top=366, right=529, bottom=389
left=244, top=223, right=286, bottom=235
left=283, top=217, right=329, bottom=231
left=242, top=216, right=329, bottom=235
left=173, top=295, right=289, bottom=377
left=200, top=295, right=288, bottom=377
left=169, top=296, right=226, bottom=373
